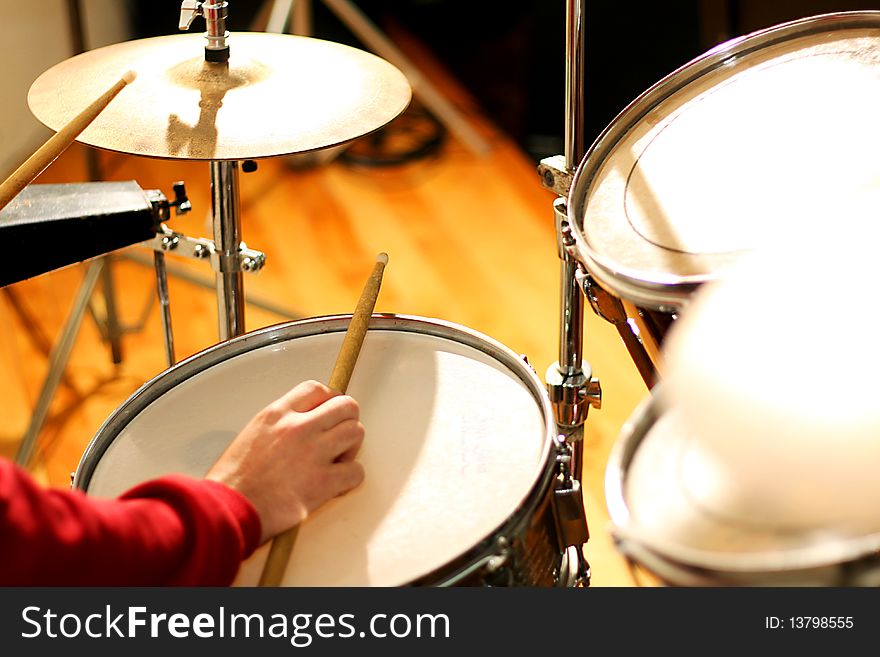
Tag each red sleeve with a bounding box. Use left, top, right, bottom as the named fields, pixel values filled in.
left=0, top=459, right=261, bottom=586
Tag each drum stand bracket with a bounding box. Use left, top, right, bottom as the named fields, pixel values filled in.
left=537, top=155, right=573, bottom=197
left=577, top=271, right=658, bottom=389
left=142, top=223, right=267, bottom=275
left=552, top=436, right=590, bottom=548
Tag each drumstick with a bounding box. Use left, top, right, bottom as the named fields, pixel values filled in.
left=258, top=252, right=389, bottom=587
left=0, top=70, right=136, bottom=212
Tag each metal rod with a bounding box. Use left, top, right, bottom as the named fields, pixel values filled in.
left=99, top=257, right=123, bottom=364
left=558, top=236, right=584, bottom=377
left=548, top=0, right=593, bottom=510
left=565, top=0, right=588, bottom=170
left=203, top=0, right=230, bottom=57
left=557, top=0, right=588, bottom=379
left=154, top=252, right=176, bottom=367
left=16, top=261, right=105, bottom=468
left=1, top=288, right=80, bottom=394
left=210, top=160, right=246, bottom=340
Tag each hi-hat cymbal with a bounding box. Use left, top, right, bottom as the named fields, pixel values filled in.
left=28, top=32, right=412, bottom=161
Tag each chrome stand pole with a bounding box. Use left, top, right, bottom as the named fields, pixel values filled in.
left=154, top=252, right=176, bottom=367
left=546, top=0, right=599, bottom=460
left=543, top=0, right=599, bottom=586
left=210, top=160, right=246, bottom=341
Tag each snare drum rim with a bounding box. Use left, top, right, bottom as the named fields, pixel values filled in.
left=567, top=11, right=880, bottom=311
left=607, top=389, right=880, bottom=581
left=75, top=313, right=561, bottom=586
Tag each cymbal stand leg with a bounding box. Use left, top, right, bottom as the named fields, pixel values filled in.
left=1, top=288, right=80, bottom=395
left=299, top=0, right=491, bottom=156
left=98, top=257, right=124, bottom=364
left=210, top=160, right=246, bottom=341
left=15, top=260, right=105, bottom=468
left=291, top=0, right=312, bottom=35
left=153, top=252, right=176, bottom=368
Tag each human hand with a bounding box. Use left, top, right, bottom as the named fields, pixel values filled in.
left=206, top=380, right=365, bottom=543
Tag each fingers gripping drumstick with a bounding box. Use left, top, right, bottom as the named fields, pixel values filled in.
left=258, top=252, right=389, bottom=587
left=0, top=70, right=137, bottom=212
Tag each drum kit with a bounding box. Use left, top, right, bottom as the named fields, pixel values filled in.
left=4, top=2, right=880, bottom=586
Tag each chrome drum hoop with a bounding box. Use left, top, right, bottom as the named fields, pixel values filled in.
left=75, top=314, right=577, bottom=586
left=606, top=391, right=880, bottom=586
left=567, top=11, right=880, bottom=311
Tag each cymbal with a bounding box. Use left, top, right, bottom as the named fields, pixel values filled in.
left=28, top=32, right=412, bottom=161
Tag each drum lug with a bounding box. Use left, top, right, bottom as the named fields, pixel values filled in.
left=482, top=537, right=515, bottom=586
left=486, top=537, right=512, bottom=572
left=552, top=436, right=590, bottom=549
left=442, top=536, right=515, bottom=586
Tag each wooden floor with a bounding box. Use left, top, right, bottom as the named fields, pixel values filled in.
left=0, top=38, right=648, bottom=586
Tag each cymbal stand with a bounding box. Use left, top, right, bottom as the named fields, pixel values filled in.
left=180, top=2, right=249, bottom=340
left=539, top=0, right=601, bottom=586
left=210, top=160, right=246, bottom=340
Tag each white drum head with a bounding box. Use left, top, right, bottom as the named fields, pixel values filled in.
left=83, top=319, right=550, bottom=586
left=617, top=405, right=880, bottom=580
left=569, top=13, right=880, bottom=309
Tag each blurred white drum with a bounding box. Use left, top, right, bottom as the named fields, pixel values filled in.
left=75, top=315, right=579, bottom=586
left=605, top=395, right=880, bottom=586
left=567, top=11, right=880, bottom=311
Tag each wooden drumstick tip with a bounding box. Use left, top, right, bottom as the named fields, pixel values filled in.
left=376, top=252, right=389, bottom=265
left=0, top=69, right=138, bottom=214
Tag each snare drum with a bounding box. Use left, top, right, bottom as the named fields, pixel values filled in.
left=75, top=315, right=584, bottom=586
left=606, top=394, right=880, bottom=586
left=568, top=11, right=880, bottom=313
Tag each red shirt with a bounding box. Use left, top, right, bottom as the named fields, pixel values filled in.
left=0, top=459, right=261, bottom=586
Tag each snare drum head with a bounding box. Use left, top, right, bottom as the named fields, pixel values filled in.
left=569, top=12, right=880, bottom=309
left=81, top=318, right=550, bottom=586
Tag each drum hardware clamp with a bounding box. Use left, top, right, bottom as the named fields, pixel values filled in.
left=552, top=435, right=591, bottom=550
left=140, top=181, right=265, bottom=366
left=140, top=184, right=268, bottom=276
left=576, top=269, right=658, bottom=388
left=144, top=226, right=267, bottom=275
left=537, top=155, right=574, bottom=197
left=179, top=0, right=231, bottom=63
